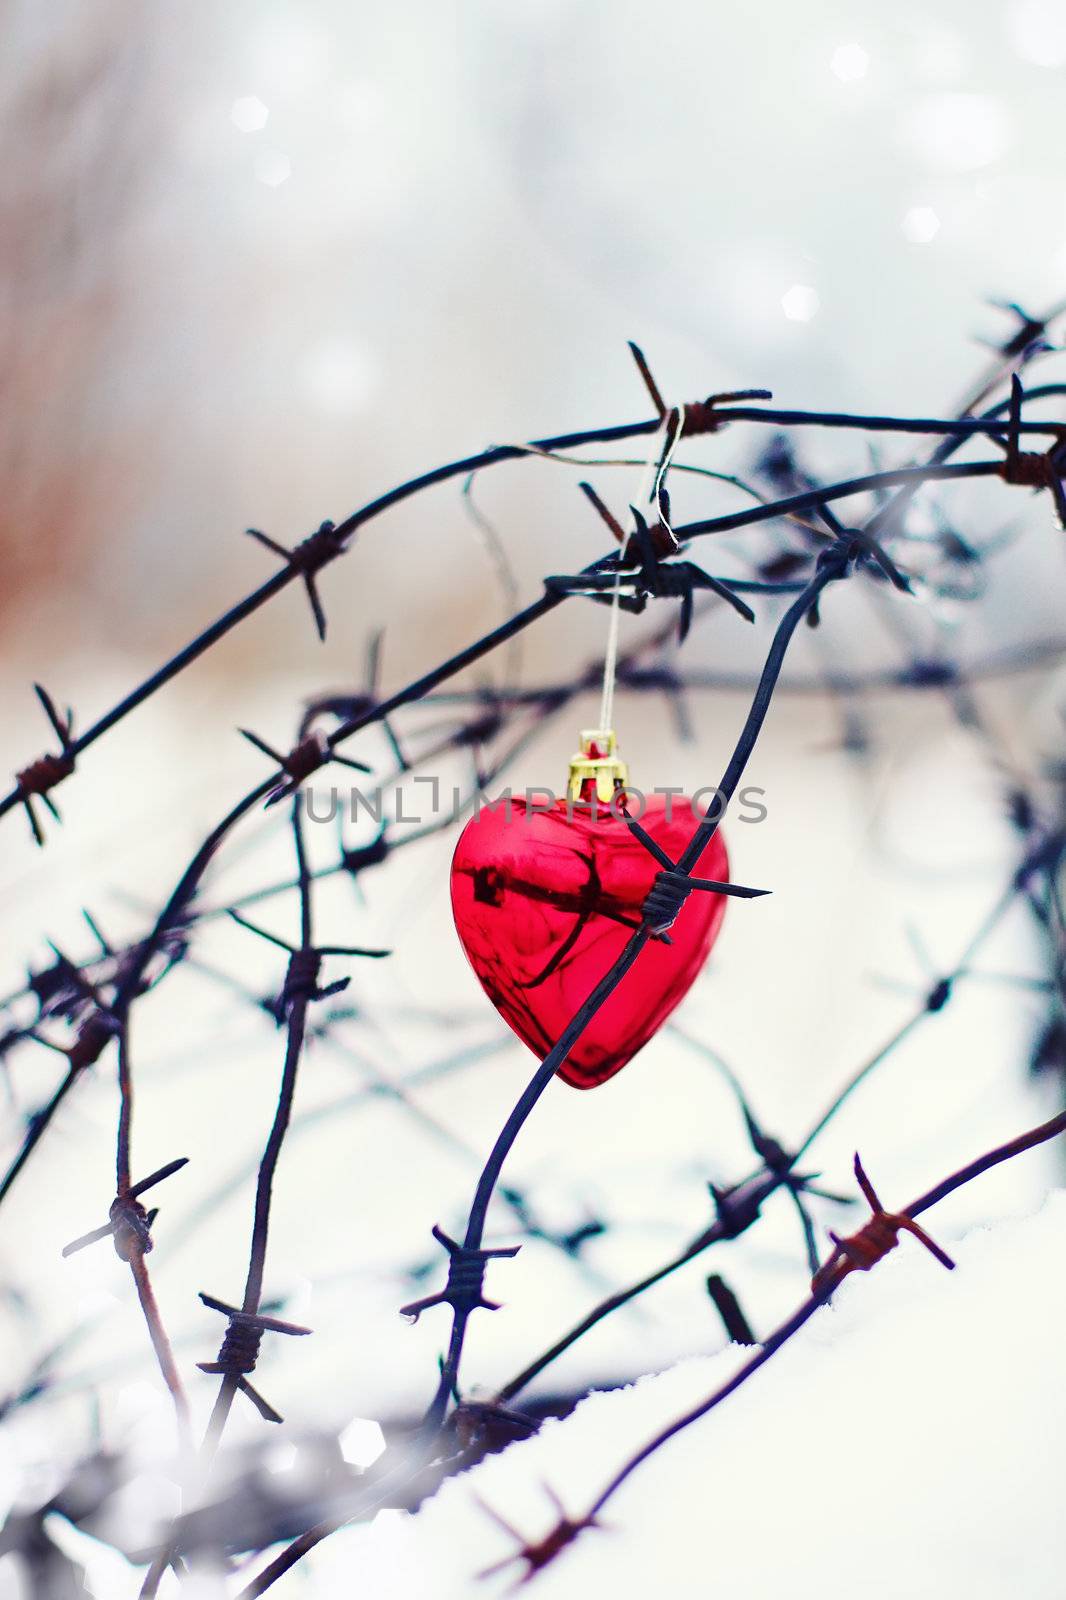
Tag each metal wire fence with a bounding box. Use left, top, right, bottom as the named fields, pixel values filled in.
left=1, top=312, right=1065, bottom=1595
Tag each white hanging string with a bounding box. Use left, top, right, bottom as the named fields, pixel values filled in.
left=597, top=404, right=686, bottom=734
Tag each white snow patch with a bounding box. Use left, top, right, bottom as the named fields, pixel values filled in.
left=308, top=1193, right=1066, bottom=1598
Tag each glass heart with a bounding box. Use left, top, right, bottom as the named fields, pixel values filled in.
left=450, top=795, right=729, bottom=1088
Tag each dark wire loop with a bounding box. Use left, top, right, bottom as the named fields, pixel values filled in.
left=211, top=1317, right=263, bottom=1376
left=641, top=869, right=694, bottom=937
left=281, top=947, right=324, bottom=1009
left=400, top=1225, right=520, bottom=1322
left=280, top=732, right=332, bottom=785
left=1003, top=450, right=1057, bottom=486
left=16, top=751, right=75, bottom=804
left=288, top=519, right=350, bottom=574
left=62, top=1193, right=154, bottom=1263
left=108, top=1195, right=156, bottom=1263
left=708, top=1180, right=763, bottom=1239
left=67, top=1008, right=121, bottom=1072
left=274, top=948, right=351, bottom=1022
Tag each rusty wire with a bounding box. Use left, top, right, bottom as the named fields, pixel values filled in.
left=0, top=313, right=1064, bottom=1593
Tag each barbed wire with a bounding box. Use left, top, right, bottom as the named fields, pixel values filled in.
left=1, top=310, right=1065, bottom=1594
left=474, top=1106, right=1066, bottom=1587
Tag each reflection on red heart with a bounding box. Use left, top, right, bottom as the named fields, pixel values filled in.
left=450, top=795, right=729, bottom=1089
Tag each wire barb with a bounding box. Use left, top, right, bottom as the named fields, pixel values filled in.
left=622, top=812, right=769, bottom=938
left=639, top=866, right=769, bottom=939
left=626, top=340, right=772, bottom=437
left=8, top=323, right=1066, bottom=1598
left=995, top=374, right=1066, bottom=525
left=476, top=1487, right=600, bottom=1586
left=62, top=1157, right=188, bottom=1261
left=549, top=507, right=759, bottom=638
left=245, top=519, right=350, bottom=641
left=226, top=910, right=388, bottom=1021
left=14, top=685, right=77, bottom=846
left=196, top=1291, right=311, bottom=1424
left=811, top=1153, right=955, bottom=1296
left=400, top=1225, right=520, bottom=1322
left=239, top=726, right=370, bottom=807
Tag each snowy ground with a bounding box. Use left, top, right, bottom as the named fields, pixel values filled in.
left=31, top=1193, right=1066, bottom=1597
left=302, top=1192, right=1066, bottom=1600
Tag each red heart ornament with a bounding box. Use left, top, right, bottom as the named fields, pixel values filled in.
left=450, top=794, right=729, bottom=1089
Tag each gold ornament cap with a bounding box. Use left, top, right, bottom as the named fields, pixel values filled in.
left=566, top=729, right=629, bottom=804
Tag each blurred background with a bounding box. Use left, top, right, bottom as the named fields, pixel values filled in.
left=2, top=1, right=1066, bottom=1593
left=4, top=0, right=1066, bottom=678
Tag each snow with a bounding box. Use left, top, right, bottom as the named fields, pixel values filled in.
left=303, top=1191, right=1066, bottom=1599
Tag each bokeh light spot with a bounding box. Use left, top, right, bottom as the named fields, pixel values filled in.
left=302, top=339, right=377, bottom=415
left=830, top=42, right=870, bottom=82
left=781, top=284, right=820, bottom=322
left=902, top=206, right=941, bottom=243
left=340, top=1417, right=386, bottom=1468
left=254, top=148, right=291, bottom=187
left=230, top=96, right=269, bottom=133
